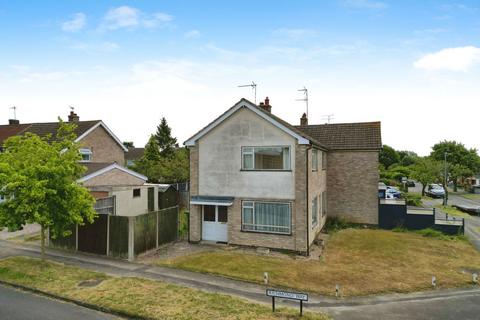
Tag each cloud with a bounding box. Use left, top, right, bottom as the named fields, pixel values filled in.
left=272, top=28, right=317, bottom=41
left=341, top=0, right=387, bottom=9
left=62, top=12, right=86, bottom=32
left=101, top=6, right=173, bottom=30
left=69, top=41, right=120, bottom=53
left=414, top=46, right=480, bottom=72
left=184, top=29, right=201, bottom=38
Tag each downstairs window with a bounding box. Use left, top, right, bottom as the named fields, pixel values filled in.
left=242, top=201, right=291, bottom=234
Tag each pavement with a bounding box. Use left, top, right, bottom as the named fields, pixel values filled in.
left=0, top=284, right=118, bottom=320
left=1, top=239, right=480, bottom=319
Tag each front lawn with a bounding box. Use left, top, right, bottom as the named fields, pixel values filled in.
left=157, top=229, right=480, bottom=296
left=0, top=257, right=327, bottom=320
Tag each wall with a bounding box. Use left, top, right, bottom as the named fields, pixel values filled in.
left=79, top=125, right=125, bottom=165
left=198, top=107, right=296, bottom=199
left=83, top=168, right=146, bottom=187
left=326, top=151, right=379, bottom=224
left=307, top=148, right=327, bottom=248
left=110, top=185, right=158, bottom=217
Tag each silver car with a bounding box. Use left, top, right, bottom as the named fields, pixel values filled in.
left=426, top=184, right=445, bottom=198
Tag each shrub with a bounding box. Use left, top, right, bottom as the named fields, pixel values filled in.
left=403, top=193, right=422, bottom=206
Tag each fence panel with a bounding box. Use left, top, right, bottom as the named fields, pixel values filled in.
left=158, top=206, right=179, bottom=245
left=134, top=211, right=157, bottom=255
left=109, top=215, right=129, bottom=258
left=78, top=214, right=108, bottom=255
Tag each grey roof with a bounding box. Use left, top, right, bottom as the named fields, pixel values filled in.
left=82, top=162, right=115, bottom=176
left=125, top=148, right=145, bottom=161
left=295, top=122, right=382, bottom=150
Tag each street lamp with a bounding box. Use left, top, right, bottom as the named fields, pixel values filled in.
left=443, top=152, right=448, bottom=206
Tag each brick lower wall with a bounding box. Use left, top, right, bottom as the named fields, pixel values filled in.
left=326, top=151, right=379, bottom=224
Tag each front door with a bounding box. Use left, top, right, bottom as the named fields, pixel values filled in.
left=202, top=205, right=228, bottom=242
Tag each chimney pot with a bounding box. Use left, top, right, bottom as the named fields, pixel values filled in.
left=300, top=113, right=308, bottom=126
left=68, top=111, right=79, bottom=122
left=8, top=119, right=20, bottom=125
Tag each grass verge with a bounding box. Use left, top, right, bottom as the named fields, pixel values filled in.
left=434, top=205, right=470, bottom=218
left=156, top=229, right=480, bottom=297
left=462, top=194, right=480, bottom=201
left=0, top=256, right=326, bottom=320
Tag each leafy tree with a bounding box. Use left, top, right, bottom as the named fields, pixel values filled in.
left=430, top=140, right=480, bottom=191
left=155, top=117, right=177, bottom=158
left=0, top=120, right=96, bottom=260
left=123, top=141, right=134, bottom=149
left=135, top=148, right=189, bottom=184
left=398, top=150, right=418, bottom=166
left=379, top=145, right=400, bottom=169
left=411, top=158, right=442, bottom=196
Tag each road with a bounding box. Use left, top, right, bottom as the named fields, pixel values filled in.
left=0, top=284, right=119, bottom=320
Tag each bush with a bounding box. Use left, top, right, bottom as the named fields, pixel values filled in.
left=403, top=193, right=422, bottom=206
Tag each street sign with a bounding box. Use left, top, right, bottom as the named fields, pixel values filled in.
left=266, top=289, right=309, bottom=316
left=266, top=289, right=308, bottom=301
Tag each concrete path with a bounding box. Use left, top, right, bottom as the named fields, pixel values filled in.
left=1, top=239, right=480, bottom=319
left=0, top=284, right=118, bottom=320
left=0, top=223, right=40, bottom=240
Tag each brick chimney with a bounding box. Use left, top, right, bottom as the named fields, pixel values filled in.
left=259, top=97, right=272, bottom=113
left=300, top=113, right=308, bottom=126
left=8, top=119, right=19, bottom=125
left=68, top=111, right=79, bottom=122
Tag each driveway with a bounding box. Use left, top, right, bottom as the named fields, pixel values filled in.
left=0, top=284, right=118, bottom=320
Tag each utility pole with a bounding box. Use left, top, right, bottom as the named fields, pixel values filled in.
left=443, top=152, right=448, bottom=206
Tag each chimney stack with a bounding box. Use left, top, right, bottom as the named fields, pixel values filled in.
left=259, top=97, right=272, bottom=113
left=8, top=119, right=19, bottom=125
left=68, top=111, right=79, bottom=122
left=300, top=113, right=308, bottom=126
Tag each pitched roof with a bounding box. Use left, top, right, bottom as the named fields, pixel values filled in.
left=295, top=122, right=382, bottom=150
left=78, top=163, right=147, bottom=183
left=184, top=98, right=327, bottom=149
left=0, top=120, right=100, bottom=145
left=0, top=120, right=128, bottom=151
left=125, top=148, right=145, bottom=161
left=82, top=162, right=115, bottom=176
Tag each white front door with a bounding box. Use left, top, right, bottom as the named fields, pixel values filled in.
left=202, top=205, right=228, bottom=242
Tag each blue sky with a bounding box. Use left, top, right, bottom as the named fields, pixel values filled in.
left=0, top=1, right=479, bottom=155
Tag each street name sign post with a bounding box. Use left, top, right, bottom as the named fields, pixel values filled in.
left=266, top=289, right=309, bottom=316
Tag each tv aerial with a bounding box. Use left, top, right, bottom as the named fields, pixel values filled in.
left=238, top=81, right=257, bottom=104
left=322, top=114, right=334, bottom=124
left=9, top=106, right=17, bottom=120
left=296, top=87, right=309, bottom=118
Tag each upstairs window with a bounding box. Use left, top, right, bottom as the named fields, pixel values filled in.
left=321, top=151, right=327, bottom=170
left=312, top=149, right=318, bottom=171
left=242, top=146, right=290, bottom=171
left=79, top=148, right=92, bottom=162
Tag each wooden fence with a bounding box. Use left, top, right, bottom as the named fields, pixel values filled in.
left=50, top=206, right=179, bottom=260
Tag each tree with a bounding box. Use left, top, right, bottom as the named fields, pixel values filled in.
left=155, top=117, right=177, bottom=158
left=143, top=135, right=161, bottom=161
left=123, top=141, right=134, bottom=149
left=398, top=150, right=418, bottom=166
left=0, top=120, right=96, bottom=260
left=379, top=145, right=400, bottom=169
left=411, top=158, right=442, bottom=196
left=430, top=140, right=480, bottom=191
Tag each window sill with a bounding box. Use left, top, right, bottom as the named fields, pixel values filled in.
left=240, top=229, right=292, bottom=236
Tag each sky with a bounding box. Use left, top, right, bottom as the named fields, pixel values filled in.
left=0, top=0, right=479, bottom=156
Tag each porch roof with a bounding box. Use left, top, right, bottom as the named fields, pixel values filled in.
left=190, top=195, right=234, bottom=206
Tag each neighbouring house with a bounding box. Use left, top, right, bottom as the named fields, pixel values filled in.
left=0, top=111, right=147, bottom=190
left=184, top=98, right=381, bottom=255
left=125, top=147, right=145, bottom=167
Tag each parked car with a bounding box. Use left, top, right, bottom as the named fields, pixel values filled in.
left=426, top=184, right=445, bottom=198
left=386, top=186, right=402, bottom=199
left=406, top=179, right=415, bottom=187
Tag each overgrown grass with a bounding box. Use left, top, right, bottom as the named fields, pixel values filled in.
left=8, top=232, right=41, bottom=244
left=434, top=205, right=470, bottom=218
left=0, top=257, right=326, bottom=320
left=178, top=209, right=189, bottom=239
left=157, top=229, right=480, bottom=297
left=323, top=217, right=364, bottom=233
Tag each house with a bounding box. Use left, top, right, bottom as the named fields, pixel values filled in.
left=0, top=111, right=147, bottom=189
left=125, top=147, right=145, bottom=167
left=184, top=98, right=381, bottom=255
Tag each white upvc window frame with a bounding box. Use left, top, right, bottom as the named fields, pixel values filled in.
left=241, top=146, right=291, bottom=171
left=312, top=195, right=318, bottom=227
left=241, top=200, right=292, bottom=235
left=312, top=149, right=318, bottom=171
left=79, top=148, right=92, bottom=162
